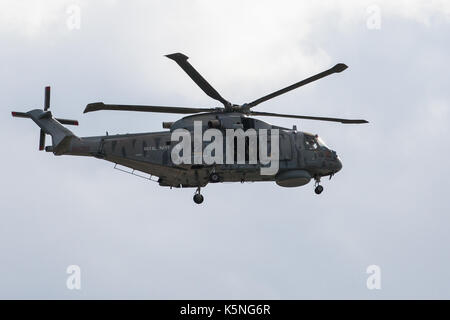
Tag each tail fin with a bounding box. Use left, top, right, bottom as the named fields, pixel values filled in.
left=11, top=86, right=79, bottom=155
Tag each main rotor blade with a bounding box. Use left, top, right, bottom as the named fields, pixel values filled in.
left=247, top=63, right=348, bottom=108
left=84, top=102, right=219, bottom=114
left=165, top=53, right=231, bottom=108
left=250, top=111, right=368, bottom=124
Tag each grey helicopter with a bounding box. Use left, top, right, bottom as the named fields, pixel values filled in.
left=12, top=52, right=368, bottom=204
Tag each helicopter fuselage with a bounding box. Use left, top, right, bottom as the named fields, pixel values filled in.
left=65, top=112, right=342, bottom=188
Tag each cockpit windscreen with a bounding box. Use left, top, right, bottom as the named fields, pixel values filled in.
left=304, top=134, right=328, bottom=150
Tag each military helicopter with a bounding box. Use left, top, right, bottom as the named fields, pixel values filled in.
left=11, top=53, right=368, bottom=204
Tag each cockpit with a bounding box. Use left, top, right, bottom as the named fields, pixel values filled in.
left=304, top=133, right=329, bottom=150
left=303, top=133, right=342, bottom=174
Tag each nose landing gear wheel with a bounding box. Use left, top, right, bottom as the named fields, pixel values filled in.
left=314, top=176, right=323, bottom=195
left=314, top=185, right=324, bottom=195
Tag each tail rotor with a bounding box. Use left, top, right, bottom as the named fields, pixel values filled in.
left=11, top=86, right=79, bottom=151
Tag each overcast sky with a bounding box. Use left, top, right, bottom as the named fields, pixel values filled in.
left=1, top=0, right=449, bottom=299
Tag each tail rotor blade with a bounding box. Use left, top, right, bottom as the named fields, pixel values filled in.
left=55, top=118, right=79, bottom=125
left=44, top=86, right=50, bottom=111
left=11, top=111, right=31, bottom=118
left=41, top=87, right=51, bottom=150
left=39, top=129, right=46, bottom=150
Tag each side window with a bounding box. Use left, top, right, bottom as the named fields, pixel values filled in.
left=242, top=118, right=256, bottom=130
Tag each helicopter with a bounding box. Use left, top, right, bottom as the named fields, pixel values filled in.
left=11, top=52, right=368, bottom=204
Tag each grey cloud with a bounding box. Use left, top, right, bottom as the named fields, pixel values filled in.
left=1, top=0, right=449, bottom=299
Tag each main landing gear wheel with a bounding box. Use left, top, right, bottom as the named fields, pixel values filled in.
left=193, top=187, right=204, bottom=204
left=193, top=194, right=204, bottom=204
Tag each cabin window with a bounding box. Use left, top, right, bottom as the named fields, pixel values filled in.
left=242, top=118, right=256, bottom=130
left=232, top=136, right=259, bottom=163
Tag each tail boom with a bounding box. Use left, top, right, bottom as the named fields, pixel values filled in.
left=12, top=109, right=80, bottom=155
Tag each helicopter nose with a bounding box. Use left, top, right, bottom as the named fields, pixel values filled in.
left=335, top=158, right=343, bottom=173
left=330, top=151, right=342, bottom=173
